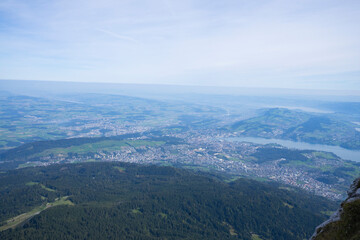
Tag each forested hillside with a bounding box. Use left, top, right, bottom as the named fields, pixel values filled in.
left=0, top=162, right=337, bottom=240
left=231, top=108, right=360, bottom=149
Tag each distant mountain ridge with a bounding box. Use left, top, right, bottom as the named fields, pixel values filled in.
left=231, top=108, right=360, bottom=150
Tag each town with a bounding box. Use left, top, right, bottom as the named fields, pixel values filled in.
left=24, top=129, right=353, bottom=201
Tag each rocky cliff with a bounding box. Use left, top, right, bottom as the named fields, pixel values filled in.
left=311, top=177, right=360, bottom=240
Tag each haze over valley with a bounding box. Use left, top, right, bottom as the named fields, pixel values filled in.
left=1, top=0, right=360, bottom=239
left=1, top=81, right=359, bottom=202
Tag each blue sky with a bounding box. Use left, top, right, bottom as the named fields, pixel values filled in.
left=0, top=0, right=359, bottom=90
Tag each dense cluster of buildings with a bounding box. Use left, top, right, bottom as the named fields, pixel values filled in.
left=29, top=131, right=348, bottom=200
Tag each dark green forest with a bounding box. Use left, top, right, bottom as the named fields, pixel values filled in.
left=0, top=162, right=337, bottom=240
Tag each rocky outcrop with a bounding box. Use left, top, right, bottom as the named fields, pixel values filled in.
left=310, top=177, right=360, bottom=240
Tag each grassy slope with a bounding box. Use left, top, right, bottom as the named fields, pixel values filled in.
left=0, top=196, right=73, bottom=231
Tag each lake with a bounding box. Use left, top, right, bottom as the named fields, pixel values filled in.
left=227, top=137, right=360, bottom=162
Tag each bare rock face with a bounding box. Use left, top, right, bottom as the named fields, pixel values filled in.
left=310, top=177, right=360, bottom=240
left=346, top=178, right=360, bottom=203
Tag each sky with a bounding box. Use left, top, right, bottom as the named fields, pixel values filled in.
left=0, top=0, right=359, bottom=90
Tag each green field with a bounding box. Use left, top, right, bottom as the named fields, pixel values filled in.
left=0, top=93, right=222, bottom=151
left=0, top=196, right=73, bottom=232
left=113, top=166, right=126, bottom=173
left=251, top=233, right=263, bottom=240
left=25, top=182, right=56, bottom=192
left=31, top=140, right=165, bottom=158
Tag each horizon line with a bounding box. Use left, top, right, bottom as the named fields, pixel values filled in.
left=1, top=78, right=360, bottom=95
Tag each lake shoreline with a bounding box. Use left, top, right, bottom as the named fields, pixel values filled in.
left=226, top=137, right=360, bottom=162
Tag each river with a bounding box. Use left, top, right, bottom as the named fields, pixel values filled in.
left=227, top=137, right=360, bottom=162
